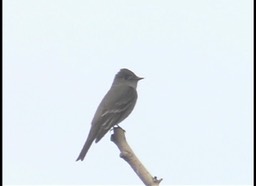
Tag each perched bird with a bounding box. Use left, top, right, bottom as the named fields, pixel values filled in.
left=76, top=68, right=143, bottom=161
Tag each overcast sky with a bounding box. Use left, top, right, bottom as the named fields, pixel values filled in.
left=3, top=0, right=253, bottom=185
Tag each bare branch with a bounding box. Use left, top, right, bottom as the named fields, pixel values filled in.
left=111, top=126, right=163, bottom=186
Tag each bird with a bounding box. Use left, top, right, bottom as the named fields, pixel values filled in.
left=76, top=68, right=143, bottom=161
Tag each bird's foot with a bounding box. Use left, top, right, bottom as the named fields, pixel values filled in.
left=114, top=125, right=126, bottom=132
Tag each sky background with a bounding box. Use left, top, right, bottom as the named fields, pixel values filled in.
left=3, top=0, right=253, bottom=185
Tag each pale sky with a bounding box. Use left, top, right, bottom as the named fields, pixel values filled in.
left=3, top=0, right=253, bottom=185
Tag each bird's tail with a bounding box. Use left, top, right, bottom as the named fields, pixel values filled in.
left=76, top=139, right=94, bottom=161
left=76, top=128, right=96, bottom=161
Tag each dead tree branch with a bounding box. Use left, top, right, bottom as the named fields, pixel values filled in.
left=111, top=126, right=163, bottom=186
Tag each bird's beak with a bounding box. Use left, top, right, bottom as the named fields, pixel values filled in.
left=136, top=77, right=144, bottom=81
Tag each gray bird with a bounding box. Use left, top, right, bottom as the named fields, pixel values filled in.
left=76, top=68, right=143, bottom=161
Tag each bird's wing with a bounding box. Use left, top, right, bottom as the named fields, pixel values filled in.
left=92, top=85, right=138, bottom=143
